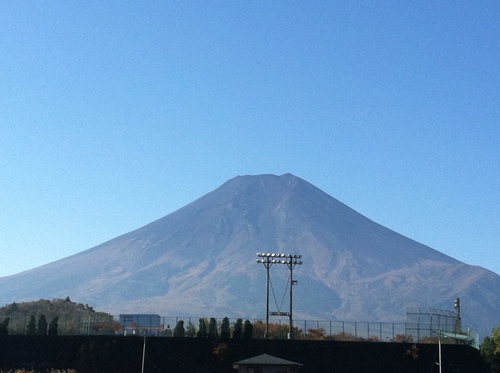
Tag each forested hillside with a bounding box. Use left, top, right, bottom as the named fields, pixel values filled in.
left=0, top=298, right=115, bottom=335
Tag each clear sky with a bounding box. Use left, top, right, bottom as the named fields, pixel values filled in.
left=1, top=2, right=499, bottom=277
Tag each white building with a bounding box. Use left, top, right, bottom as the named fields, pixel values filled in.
left=119, top=314, right=161, bottom=334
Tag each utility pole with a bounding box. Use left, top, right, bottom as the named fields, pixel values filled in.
left=141, top=333, right=146, bottom=373
left=454, top=297, right=461, bottom=333
left=287, top=259, right=300, bottom=339
left=256, top=255, right=272, bottom=339
left=437, top=331, right=442, bottom=373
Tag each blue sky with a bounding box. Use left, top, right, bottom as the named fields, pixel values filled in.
left=1, top=2, right=499, bottom=277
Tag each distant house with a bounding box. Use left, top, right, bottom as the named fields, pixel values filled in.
left=233, top=354, right=303, bottom=373
left=119, top=314, right=161, bottom=334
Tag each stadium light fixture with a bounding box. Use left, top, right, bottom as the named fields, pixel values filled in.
left=256, top=252, right=303, bottom=339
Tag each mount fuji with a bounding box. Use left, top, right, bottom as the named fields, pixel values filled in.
left=1, top=174, right=499, bottom=338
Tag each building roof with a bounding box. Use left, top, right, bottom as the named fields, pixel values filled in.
left=234, top=354, right=303, bottom=367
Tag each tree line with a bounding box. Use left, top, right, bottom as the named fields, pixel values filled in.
left=171, top=317, right=253, bottom=339
left=0, top=298, right=114, bottom=335
left=0, top=314, right=60, bottom=336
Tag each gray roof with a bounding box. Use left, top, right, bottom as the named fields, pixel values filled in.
left=234, top=354, right=303, bottom=366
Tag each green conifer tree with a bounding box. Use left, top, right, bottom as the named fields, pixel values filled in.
left=37, top=314, right=48, bottom=336
left=208, top=317, right=218, bottom=339
left=233, top=318, right=243, bottom=339
left=243, top=320, right=253, bottom=339
left=220, top=317, right=230, bottom=339
left=0, top=317, right=10, bottom=335
left=48, top=316, right=59, bottom=336
left=173, top=320, right=185, bottom=337
left=197, top=318, right=207, bottom=338
left=26, top=315, right=36, bottom=335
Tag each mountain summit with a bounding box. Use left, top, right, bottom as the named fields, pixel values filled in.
left=1, top=174, right=499, bottom=337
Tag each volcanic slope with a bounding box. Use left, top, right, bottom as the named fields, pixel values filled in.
left=1, top=174, right=499, bottom=337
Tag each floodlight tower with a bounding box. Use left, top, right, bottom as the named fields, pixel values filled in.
left=256, top=253, right=303, bottom=339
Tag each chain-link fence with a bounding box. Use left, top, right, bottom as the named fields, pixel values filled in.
left=117, top=315, right=479, bottom=348
left=3, top=313, right=479, bottom=349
